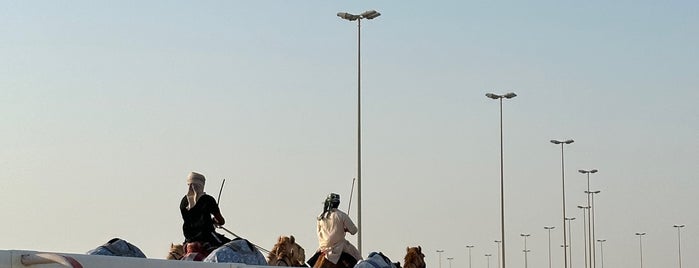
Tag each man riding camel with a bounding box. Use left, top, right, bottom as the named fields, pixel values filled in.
left=179, top=171, right=231, bottom=255
left=309, top=193, right=362, bottom=268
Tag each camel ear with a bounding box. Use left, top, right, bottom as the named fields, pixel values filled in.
left=406, top=247, right=409, bottom=252
left=278, top=236, right=284, bottom=242
left=418, top=246, right=422, bottom=252
left=290, top=235, right=296, bottom=244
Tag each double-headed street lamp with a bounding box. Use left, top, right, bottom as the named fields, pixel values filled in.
left=565, top=217, right=576, bottom=268
left=487, top=92, right=517, bottom=268
left=673, top=224, right=685, bottom=268
left=635, top=232, right=646, bottom=268
left=585, top=190, right=601, bottom=268
left=447, top=257, right=454, bottom=268
left=578, top=205, right=591, bottom=268
left=544, top=226, right=556, bottom=268
left=466, top=245, right=474, bottom=268
left=494, top=240, right=502, bottom=268
left=520, top=234, right=531, bottom=268
left=596, top=239, right=606, bottom=268
left=436, top=250, right=444, bottom=268
left=551, top=139, right=574, bottom=268
left=579, top=169, right=598, bottom=268
left=336, top=9, right=381, bottom=256
left=485, top=254, right=493, bottom=268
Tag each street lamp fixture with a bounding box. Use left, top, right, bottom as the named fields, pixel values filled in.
left=596, top=239, right=606, bottom=268
left=579, top=169, right=598, bottom=268
left=466, top=245, right=474, bottom=268
left=487, top=91, right=517, bottom=268
left=544, top=227, right=555, bottom=268
left=565, top=217, right=576, bottom=268
left=585, top=189, right=601, bottom=268
left=578, top=205, right=591, bottom=268
left=336, top=9, right=381, bottom=256
left=551, top=139, right=574, bottom=268
left=494, top=240, right=502, bottom=268
left=485, top=254, right=493, bottom=268
left=673, top=225, right=685, bottom=268
left=635, top=232, right=646, bottom=268
left=436, top=250, right=444, bottom=268
left=520, top=234, right=531, bottom=268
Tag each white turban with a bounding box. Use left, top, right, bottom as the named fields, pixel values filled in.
left=186, top=172, right=206, bottom=210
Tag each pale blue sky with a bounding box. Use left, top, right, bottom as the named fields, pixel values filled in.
left=1, top=1, right=697, bottom=268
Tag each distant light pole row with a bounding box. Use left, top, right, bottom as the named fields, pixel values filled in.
left=486, top=92, right=517, bottom=268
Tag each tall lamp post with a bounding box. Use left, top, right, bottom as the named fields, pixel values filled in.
left=585, top=190, right=601, bottom=268
left=466, top=245, right=474, bottom=268
left=520, top=234, right=531, bottom=268
left=485, top=254, right=492, bottom=268
left=565, top=217, right=576, bottom=268
left=578, top=205, right=591, bottom=268
left=596, top=239, right=606, bottom=268
left=447, top=257, right=453, bottom=268
left=436, top=250, right=444, bottom=268
left=635, top=232, right=646, bottom=268
left=551, top=139, right=574, bottom=268
left=544, top=226, right=555, bottom=268
left=494, top=240, right=502, bottom=268
left=487, top=91, right=517, bottom=268
left=579, top=169, right=598, bottom=268
left=673, top=225, right=685, bottom=268
left=336, top=9, right=381, bottom=256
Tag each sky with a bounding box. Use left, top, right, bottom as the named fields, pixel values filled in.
left=1, top=1, right=697, bottom=268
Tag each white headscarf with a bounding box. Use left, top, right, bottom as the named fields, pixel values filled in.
left=186, top=172, right=206, bottom=210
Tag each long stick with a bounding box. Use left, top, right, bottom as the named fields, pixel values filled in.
left=217, top=179, right=226, bottom=204
left=217, top=226, right=270, bottom=254
left=347, top=178, right=356, bottom=214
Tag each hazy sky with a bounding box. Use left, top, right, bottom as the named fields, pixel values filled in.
left=1, top=1, right=697, bottom=268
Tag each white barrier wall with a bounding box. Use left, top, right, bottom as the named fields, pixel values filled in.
left=0, top=250, right=272, bottom=268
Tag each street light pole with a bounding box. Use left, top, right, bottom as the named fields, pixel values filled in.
left=673, top=225, right=685, bottom=268
left=579, top=169, right=598, bottom=268
left=596, top=240, right=606, bottom=268
left=485, top=254, right=492, bottom=268
left=635, top=232, right=646, bottom=268
left=520, top=234, right=531, bottom=268
left=565, top=217, right=576, bottom=268
left=337, top=10, right=381, bottom=256
left=486, top=92, right=517, bottom=268
left=447, top=257, right=453, bottom=268
left=585, top=190, right=601, bottom=268
left=578, top=205, right=590, bottom=268
left=494, top=240, right=502, bottom=268
left=551, top=139, right=574, bottom=268
left=544, top=226, right=555, bottom=268
left=436, top=250, right=444, bottom=268
left=466, top=245, right=474, bottom=268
